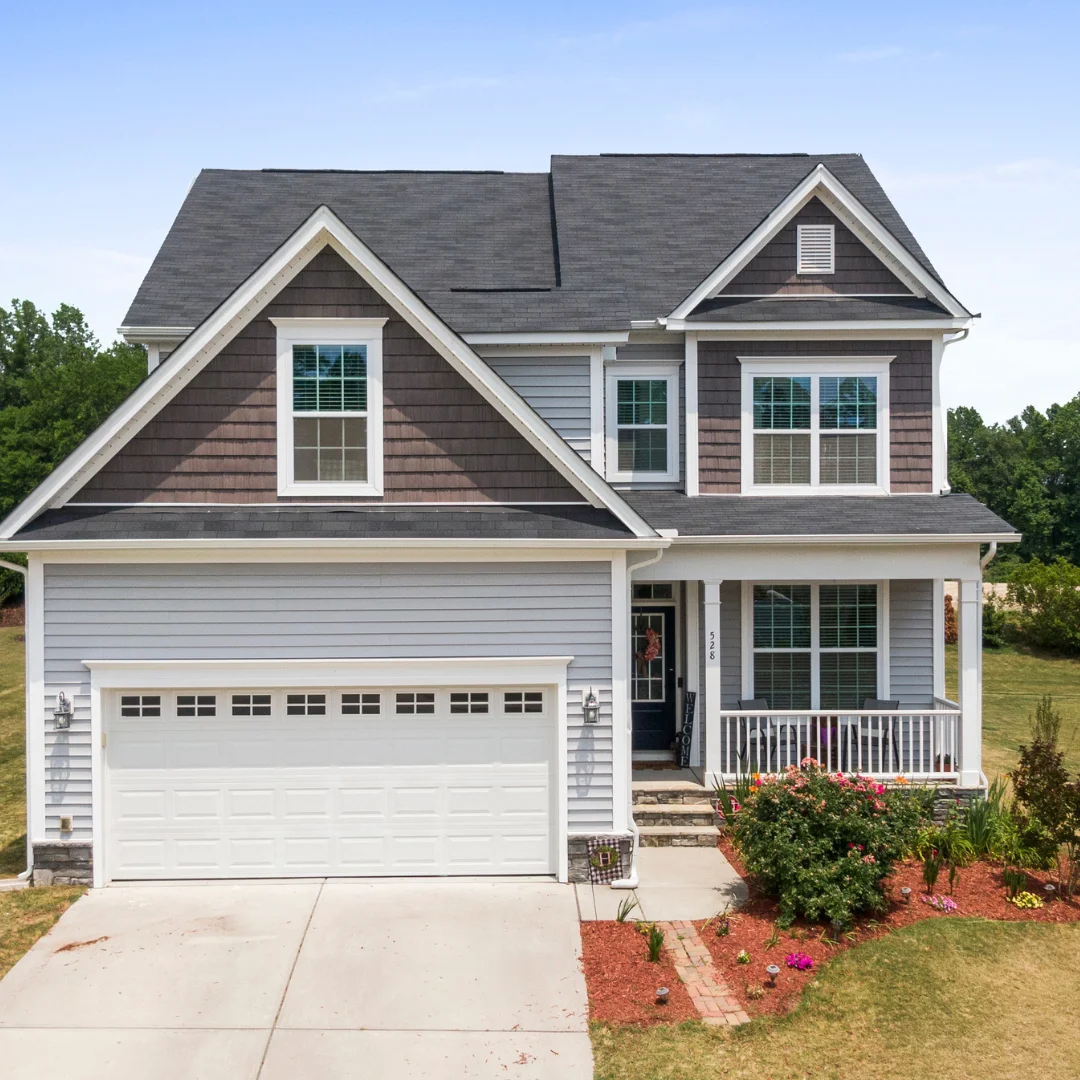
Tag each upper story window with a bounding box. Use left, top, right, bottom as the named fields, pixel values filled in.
left=272, top=318, right=386, bottom=497
left=740, top=359, right=890, bottom=494
left=796, top=223, right=835, bottom=274
left=605, top=363, right=679, bottom=483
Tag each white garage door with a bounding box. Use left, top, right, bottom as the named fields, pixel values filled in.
left=105, top=686, right=555, bottom=880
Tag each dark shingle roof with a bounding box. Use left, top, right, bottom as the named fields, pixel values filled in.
left=685, top=295, right=951, bottom=323
left=124, top=155, right=945, bottom=334
left=625, top=493, right=1018, bottom=538
left=14, top=504, right=635, bottom=543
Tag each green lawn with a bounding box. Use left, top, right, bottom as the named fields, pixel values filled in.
left=946, top=642, right=1080, bottom=781
left=591, top=919, right=1080, bottom=1080
left=0, top=626, right=26, bottom=876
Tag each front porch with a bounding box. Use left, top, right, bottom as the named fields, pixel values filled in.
left=628, top=557, right=986, bottom=788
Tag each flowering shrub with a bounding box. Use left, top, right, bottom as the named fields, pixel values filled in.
left=1007, top=890, right=1044, bottom=910
left=736, top=949, right=751, bottom=964
left=785, top=951, right=814, bottom=971
left=921, top=894, right=959, bottom=913
left=732, top=760, right=931, bottom=927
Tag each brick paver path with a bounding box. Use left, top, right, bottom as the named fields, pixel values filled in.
left=660, top=920, right=750, bottom=1026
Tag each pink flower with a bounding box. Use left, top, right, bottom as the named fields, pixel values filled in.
left=862, top=854, right=876, bottom=864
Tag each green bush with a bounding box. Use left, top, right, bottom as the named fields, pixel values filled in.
left=731, top=763, right=931, bottom=927
left=1007, top=558, right=1080, bottom=653
left=981, top=594, right=1011, bottom=648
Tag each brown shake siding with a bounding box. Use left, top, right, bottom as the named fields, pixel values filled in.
left=720, top=199, right=910, bottom=296
left=698, top=339, right=933, bottom=494
left=72, top=249, right=582, bottom=504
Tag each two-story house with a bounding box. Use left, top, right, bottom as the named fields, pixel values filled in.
left=1, top=154, right=1016, bottom=888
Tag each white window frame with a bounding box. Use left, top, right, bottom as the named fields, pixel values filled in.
left=740, top=357, right=892, bottom=495
left=796, top=223, right=835, bottom=275
left=741, top=580, right=889, bottom=709
left=604, top=362, right=680, bottom=483
left=273, top=317, right=387, bottom=497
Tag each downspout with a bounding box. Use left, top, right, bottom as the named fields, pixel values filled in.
left=610, top=544, right=668, bottom=890
left=980, top=541, right=997, bottom=572
left=0, top=559, right=32, bottom=882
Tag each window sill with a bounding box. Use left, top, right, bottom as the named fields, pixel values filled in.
left=278, top=481, right=384, bottom=497
left=742, top=485, right=889, bottom=497
left=606, top=471, right=680, bottom=485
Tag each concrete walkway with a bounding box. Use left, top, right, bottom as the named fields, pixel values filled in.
left=0, top=880, right=592, bottom=1079
left=576, top=845, right=747, bottom=922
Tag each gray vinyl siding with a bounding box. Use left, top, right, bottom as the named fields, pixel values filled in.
left=486, top=355, right=592, bottom=462
left=889, top=579, right=935, bottom=705
left=42, top=561, right=614, bottom=838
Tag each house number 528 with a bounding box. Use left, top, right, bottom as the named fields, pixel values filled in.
left=708, top=630, right=716, bottom=662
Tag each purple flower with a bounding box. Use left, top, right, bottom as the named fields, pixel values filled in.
left=785, top=951, right=814, bottom=971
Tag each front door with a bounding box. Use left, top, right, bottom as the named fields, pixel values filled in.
left=631, top=606, right=677, bottom=752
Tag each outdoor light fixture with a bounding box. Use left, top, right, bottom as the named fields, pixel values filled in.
left=900, top=887, right=912, bottom=903
left=53, top=691, right=73, bottom=730
left=1045, top=884, right=1056, bottom=901
left=655, top=987, right=670, bottom=1005
left=765, top=965, right=780, bottom=988
left=582, top=688, right=600, bottom=724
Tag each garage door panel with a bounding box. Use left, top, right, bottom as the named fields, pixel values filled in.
left=107, top=687, right=556, bottom=880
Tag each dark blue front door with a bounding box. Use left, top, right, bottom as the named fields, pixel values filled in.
left=631, top=606, right=677, bottom=752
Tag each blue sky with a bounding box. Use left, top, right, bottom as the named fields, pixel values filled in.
left=1, top=0, right=1077, bottom=422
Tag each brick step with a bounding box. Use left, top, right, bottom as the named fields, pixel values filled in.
left=632, top=803, right=720, bottom=828
left=632, top=780, right=713, bottom=806
left=637, top=825, right=720, bottom=848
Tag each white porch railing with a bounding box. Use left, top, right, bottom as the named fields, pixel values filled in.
left=715, top=707, right=962, bottom=780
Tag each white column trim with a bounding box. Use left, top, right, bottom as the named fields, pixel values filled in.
left=685, top=580, right=702, bottom=768
left=589, top=347, right=605, bottom=469
left=957, top=578, right=982, bottom=785
left=91, top=681, right=104, bottom=888
left=932, top=578, right=946, bottom=699
left=685, top=332, right=700, bottom=496
left=611, top=552, right=629, bottom=832
left=931, top=333, right=949, bottom=494
left=556, top=678, right=569, bottom=882
left=26, top=554, right=45, bottom=843
left=879, top=579, right=891, bottom=699
left=703, top=579, right=722, bottom=786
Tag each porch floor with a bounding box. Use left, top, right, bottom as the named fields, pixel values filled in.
left=631, top=767, right=704, bottom=784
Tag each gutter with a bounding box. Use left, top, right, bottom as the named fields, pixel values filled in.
left=980, top=541, right=998, bottom=572
left=610, top=546, right=667, bottom=890
left=0, top=560, right=32, bottom=882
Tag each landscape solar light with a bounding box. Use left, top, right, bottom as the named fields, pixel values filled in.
left=655, top=987, right=670, bottom=1005
left=900, top=887, right=912, bottom=903
left=765, top=964, right=780, bottom=988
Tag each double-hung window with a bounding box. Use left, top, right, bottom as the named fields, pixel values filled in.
left=741, top=359, right=890, bottom=492
left=749, top=583, right=881, bottom=710
left=605, top=364, right=679, bottom=483
left=273, top=318, right=386, bottom=496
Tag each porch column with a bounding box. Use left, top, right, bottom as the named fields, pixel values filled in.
left=703, top=580, right=722, bottom=785
left=957, top=578, right=983, bottom=787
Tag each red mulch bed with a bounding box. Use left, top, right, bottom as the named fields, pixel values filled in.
left=580, top=921, right=698, bottom=1026
left=0, top=603, right=24, bottom=628
left=703, top=832, right=1080, bottom=1018
left=580, top=837, right=1080, bottom=1027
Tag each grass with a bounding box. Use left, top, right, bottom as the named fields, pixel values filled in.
left=591, top=919, right=1080, bottom=1080
left=0, top=626, right=26, bottom=877
left=946, top=642, right=1080, bottom=781
left=0, top=886, right=84, bottom=980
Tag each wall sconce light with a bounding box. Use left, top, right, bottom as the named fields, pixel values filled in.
left=53, top=691, right=73, bottom=730
left=582, top=688, right=600, bottom=724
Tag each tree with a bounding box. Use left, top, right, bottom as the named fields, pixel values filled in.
left=0, top=300, right=146, bottom=601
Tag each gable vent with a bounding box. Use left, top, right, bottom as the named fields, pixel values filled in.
left=796, top=223, right=835, bottom=274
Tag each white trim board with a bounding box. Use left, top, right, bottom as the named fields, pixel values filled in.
left=666, top=318, right=971, bottom=333
left=0, top=206, right=655, bottom=541
left=668, top=164, right=970, bottom=321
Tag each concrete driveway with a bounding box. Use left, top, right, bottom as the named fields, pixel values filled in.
left=0, top=880, right=592, bottom=1079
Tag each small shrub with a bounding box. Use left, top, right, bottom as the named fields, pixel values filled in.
left=1007, top=890, right=1044, bottom=910
left=615, top=895, right=639, bottom=923
left=944, top=592, right=958, bottom=645
left=746, top=984, right=765, bottom=1000
left=1003, top=867, right=1027, bottom=898
left=982, top=593, right=1010, bottom=648
left=764, top=924, right=781, bottom=950
left=731, top=761, right=930, bottom=927
left=1008, top=558, right=1080, bottom=653
left=922, top=847, right=943, bottom=892
left=714, top=917, right=731, bottom=937
left=736, top=949, right=751, bottom=964
left=645, top=923, right=665, bottom=963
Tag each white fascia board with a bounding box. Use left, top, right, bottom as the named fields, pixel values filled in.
left=118, top=326, right=194, bottom=343
left=83, top=655, right=574, bottom=690
left=669, top=164, right=970, bottom=321
left=0, top=206, right=656, bottom=541
left=666, top=532, right=1021, bottom=545
left=668, top=318, right=972, bottom=333
left=463, top=332, right=630, bottom=345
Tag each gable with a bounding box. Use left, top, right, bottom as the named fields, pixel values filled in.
left=720, top=199, right=911, bottom=297
left=72, top=249, right=583, bottom=505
